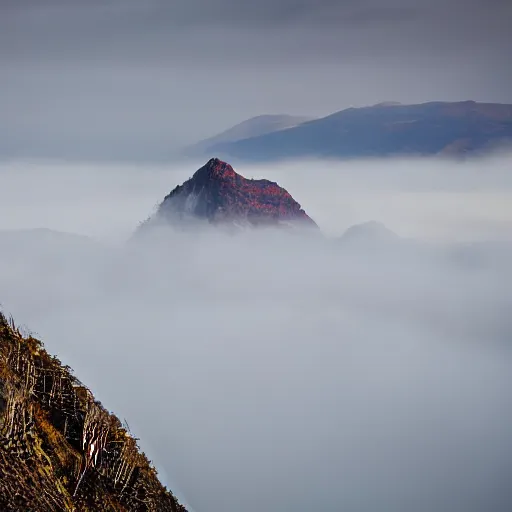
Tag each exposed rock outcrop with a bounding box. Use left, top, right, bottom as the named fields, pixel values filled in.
left=138, top=158, right=318, bottom=232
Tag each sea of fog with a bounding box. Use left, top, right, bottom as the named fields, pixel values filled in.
left=0, top=154, right=512, bottom=512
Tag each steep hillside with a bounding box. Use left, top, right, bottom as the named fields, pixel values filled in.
left=202, top=101, right=512, bottom=161
left=0, top=312, right=187, bottom=512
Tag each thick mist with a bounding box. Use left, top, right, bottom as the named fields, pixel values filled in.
left=1, top=155, right=512, bottom=512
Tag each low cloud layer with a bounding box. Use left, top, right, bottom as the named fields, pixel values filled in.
left=2, top=154, right=512, bottom=240
left=1, top=155, right=512, bottom=511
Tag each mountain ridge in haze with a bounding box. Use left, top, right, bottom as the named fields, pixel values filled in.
left=191, top=101, right=512, bottom=161
left=184, top=114, right=312, bottom=156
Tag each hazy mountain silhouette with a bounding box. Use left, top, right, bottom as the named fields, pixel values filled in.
left=195, top=101, right=512, bottom=161
left=185, top=115, right=312, bottom=156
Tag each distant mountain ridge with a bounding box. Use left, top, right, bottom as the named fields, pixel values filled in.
left=138, top=158, right=318, bottom=232
left=190, top=101, right=512, bottom=161
left=185, top=114, right=312, bottom=156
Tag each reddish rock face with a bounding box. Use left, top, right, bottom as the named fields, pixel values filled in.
left=148, top=158, right=318, bottom=229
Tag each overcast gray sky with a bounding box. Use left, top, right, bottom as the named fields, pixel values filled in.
left=2, top=0, right=512, bottom=159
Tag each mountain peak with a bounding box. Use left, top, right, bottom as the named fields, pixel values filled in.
left=193, top=157, right=237, bottom=181
left=140, top=159, right=318, bottom=231
left=341, top=221, right=399, bottom=242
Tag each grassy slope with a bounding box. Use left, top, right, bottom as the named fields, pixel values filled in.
left=0, top=312, right=187, bottom=512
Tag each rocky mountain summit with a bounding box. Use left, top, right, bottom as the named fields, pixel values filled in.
left=139, top=158, right=318, bottom=232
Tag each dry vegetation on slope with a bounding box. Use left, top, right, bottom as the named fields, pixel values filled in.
left=0, top=312, right=187, bottom=512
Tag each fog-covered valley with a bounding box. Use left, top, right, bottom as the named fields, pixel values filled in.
left=1, top=155, right=512, bottom=512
